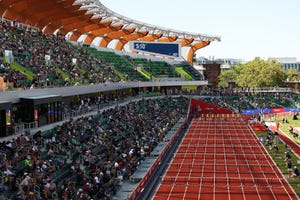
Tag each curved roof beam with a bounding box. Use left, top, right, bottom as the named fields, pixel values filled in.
left=180, top=38, right=194, bottom=46
left=32, top=10, right=83, bottom=33
left=32, top=0, right=77, bottom=28
left=42, top=10, right=93, bottom=34
left=64, top=21, right=112, bottom=43
left=1, top=0, right=30, bottom=20
left=186, top=41, right=211, bottom=63
left=138, top=33, right=163, bottom=42
left=1, top=0, right=77, bottom=29
left=99, top=28, right=135, bottom=47
left=8, top=0, right=56, bottom=24
left=157, top=35, right=178, bottom=42
left=93, top=0, right=220, bottom=42
left=56, top=14, right=95, bottom=35
left=115, top=31, right=149, bottom=50
left=28, top=2, right=83, bottom=32
left=0, top=0, right=22, bottom=16
left=80, top=25, right=123, bottom=43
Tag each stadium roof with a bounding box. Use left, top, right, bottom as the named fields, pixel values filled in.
left=0, top=0, right=221, bottom=63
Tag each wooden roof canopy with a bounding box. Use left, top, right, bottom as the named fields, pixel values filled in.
left=0, top=0, right=221, bottom=63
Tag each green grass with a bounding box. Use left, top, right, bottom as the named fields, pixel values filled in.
left=175, top=67, right=193, bottom=80
left=266, top=115, right=300, bottom=145
left=10, top=62, right=35, bottom=80
left=285, top=116, right=300, bottom=144
left=255, top=131, right=300, bottom=196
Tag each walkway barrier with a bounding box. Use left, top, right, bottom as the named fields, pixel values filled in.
left=128, top=118, right=188, bottom=200
left=11, top=121, right=38, bottom=136
left=12, top=124, right=25, bottom=135
left=24, top=121, right=38, bottom=131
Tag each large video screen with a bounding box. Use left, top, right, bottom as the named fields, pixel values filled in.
left=130, top=41, right=180, bottom=58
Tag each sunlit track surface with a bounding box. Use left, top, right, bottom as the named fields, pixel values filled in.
left=152, top=115, right=298, bottom=200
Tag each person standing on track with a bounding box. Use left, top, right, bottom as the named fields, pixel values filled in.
left=276, top=121, right=280, bottom=130
left=292, top=166, right=300, bottom=178
left=287, top=159, right=293, bottom=178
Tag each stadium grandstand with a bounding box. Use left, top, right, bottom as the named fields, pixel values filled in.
left=0, top=0, right=220, bottom=90
left=1, top=1, right=300, bottom=200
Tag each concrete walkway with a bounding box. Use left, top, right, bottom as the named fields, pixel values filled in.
left=113, top=119, right=184, bottom=200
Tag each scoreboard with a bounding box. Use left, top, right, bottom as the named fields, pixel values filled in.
left=130, top=41, right=180, bottom=58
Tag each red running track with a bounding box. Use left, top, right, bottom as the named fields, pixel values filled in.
left=152, top=115, right=298, bottom=200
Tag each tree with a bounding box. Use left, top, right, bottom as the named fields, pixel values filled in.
left=218, top=57, right=288, bottom=88
left=286, top=68, right=300, bottom=81
left=236, top=57, right=286, bottom=88
left=217, top=64, right=243, bottom=88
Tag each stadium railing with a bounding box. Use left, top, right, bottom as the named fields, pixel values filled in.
left=12, top=121, right=38, bottom=135
left=127, top=117, right=188, bottom=200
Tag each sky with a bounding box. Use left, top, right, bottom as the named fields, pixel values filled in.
left=100, top=0, right=300, bottom=61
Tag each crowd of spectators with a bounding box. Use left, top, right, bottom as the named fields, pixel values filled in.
left=182, top=88, right=298, bottom=112
left=212, top=91, right=297, bottom=112
left=0, top=96, right=188, bottom=199
left=0, top=56, right=28, bottom=89
left=245, top=92, right=296, bottom=109
left=0, top=19, right=120, bottom=89
left=172, top=88, right=297, bottom=113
